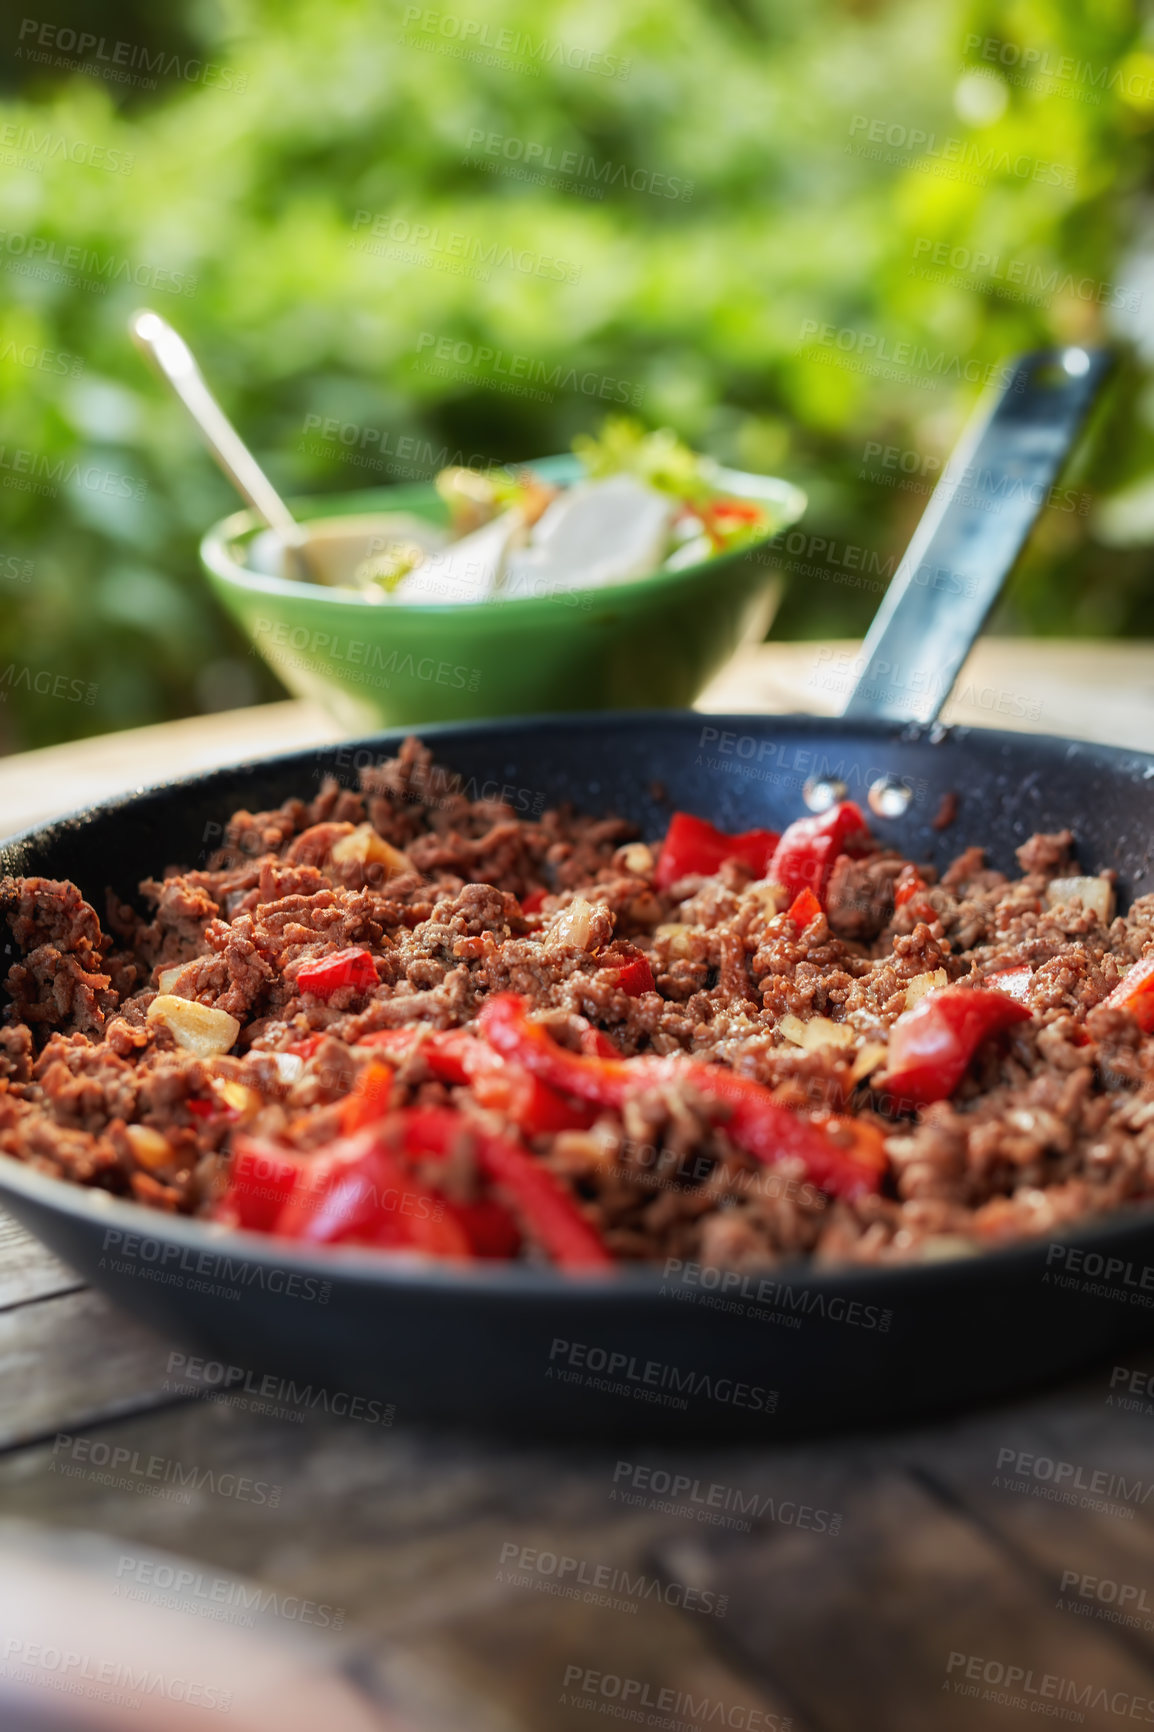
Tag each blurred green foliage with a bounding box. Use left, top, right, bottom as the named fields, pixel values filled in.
left=1, top=0, right=1153, bottom=749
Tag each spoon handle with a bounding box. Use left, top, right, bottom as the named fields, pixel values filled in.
left=129, top=309, right=307, bottom=552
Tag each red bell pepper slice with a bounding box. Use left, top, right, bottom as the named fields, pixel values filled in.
left=443, top=1197, right=522, bottom=1259
left=883, top=985, right=1032, bottom=1106
left=475, top=1128, right=613, bottom=1268
left=273, top=1127, right=469, bottom=1254
left=477, top=993, right=886, bottom=1199
left=787, top=888, right=822, bottom=929
left=578, top=1020, right=623, bottom=1059
left=357, top=1026, right=594, bottom=1135
left=654, top=813, right=780, bottom=892
left=601, top=947, right=656, bottom=997
left=340, top=1059, right=394, bottom=1134
left=1101, top=955, right=1154, bottom=1033
left=216, top=1135, right=304, bottom=1231
left=287, top=1032, right=325, bottom=1061
left=388, top=1105, right=612, bottom=1268
left=893, top=868, right=936, bottom=924
left=767, top=801, right=870, bottom=905
left=984, top=965, right=1032, bottom=1002
left=296, top=946, right=378, bottom=1000
left=357, top=1027, right=430, bottom=1063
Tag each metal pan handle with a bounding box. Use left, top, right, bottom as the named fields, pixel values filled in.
left=842, top=346, right=1114, bottom=727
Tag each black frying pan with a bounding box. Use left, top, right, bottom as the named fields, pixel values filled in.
left=0, top=350, right=1140, bottom=1443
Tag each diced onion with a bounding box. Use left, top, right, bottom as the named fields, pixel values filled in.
left=779, top=1013, right=856, bottom=1052
left=620, top=843, right=654, bottom=876
left=554, top=896, right=596, bottom=949
left=156, top=965, right=185, bottom=995
left=1046, top=876, right=1115, bottom=924
left=850, top=1041, right=888, bottom=1082
left=125, top=1124, right=172, bottom=1170
left=147, top=995, right=240, bottom=1058
left=211, top=1078, right=261, bottom=1118
left=904, top=968, right=948, bottom=1008
left=743, top=881, right=788, bottom=914
left=271, top=1052, right=304, bottom=1085
left=331, top=823, right=414, bottom=878
left=655, top=922, right=696, bottom=958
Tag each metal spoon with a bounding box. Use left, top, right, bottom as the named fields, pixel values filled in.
left=128, top=308, right=323, bottom=584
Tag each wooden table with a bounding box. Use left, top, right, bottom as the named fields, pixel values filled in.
left=2, top=639, right=1154, bottom=1732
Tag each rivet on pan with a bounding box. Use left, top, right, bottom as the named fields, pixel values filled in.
left=868, top=776, right=913, bottom=819
left=802, top=777, right=848, bottom=813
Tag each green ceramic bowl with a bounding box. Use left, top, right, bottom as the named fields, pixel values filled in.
left=199, top=454, right=806, bottom=731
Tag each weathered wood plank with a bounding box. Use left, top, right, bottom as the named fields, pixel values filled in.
left=0, top=1208, right=83, bottom=1309
left=651, top=1467, right=1154, bottom=1732
left=897, top=1357, right=1154, bottom=1668
left=0, top=1287, right=181, bottom=1448
left=3, top=1217, right=1154, bottom=1730
left=0, top=1402, right=800, bottom=1731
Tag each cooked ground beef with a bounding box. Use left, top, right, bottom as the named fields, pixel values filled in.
left=1, top=735, right=1152, bottom=1270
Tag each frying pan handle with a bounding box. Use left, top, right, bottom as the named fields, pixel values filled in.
left=842, top=346, right=1114, bottom=727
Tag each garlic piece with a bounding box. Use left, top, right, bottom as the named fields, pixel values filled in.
left=331, top=823, right=414, bottom=878
left=156, top=965, right=185, bottom=995
left=904, top=968, right=947, bottom=1008
left=1046, top=876, right=1115, bottom=924
left=147, top=995, right=240, bottom=1058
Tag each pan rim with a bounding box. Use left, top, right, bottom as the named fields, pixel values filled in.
left=4, top=706, right=1154, bottom=1302
left=4, top=707, right=1154, bottom=859
left=4, top=1141, right=1154, bottom=1300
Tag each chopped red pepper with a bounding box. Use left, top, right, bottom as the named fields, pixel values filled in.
left=894, top=870, right=925, bottom=909
left=273, top=1127, right=469, bottom=1254
left=883, top=985, right=1032, bottom=1105
left=357, top=1026, right=594, bottom=1134
left=477, top=993, right=886, bottom=1199
left=893, top=868, right=936, bottom=924
left=357, top=1027, right=427, bottom=1062
left=339, top=1059, right=394, bottom=1134
left=1101, top=955, right=1154, bottom=1032
left=287, top=1032, right=325, bottom=1060
left=443, top=1197, right=522, bottom=1258
left=787, top=888, right=822, bottom=929
left=601, top=946, right=656, bottom=997
left=767, top=802, right=870, bottom=905
left=186, top=1097, right=217, bottom=1120
left=475, top=1126, right=613, bottom=1268
left=215, top=1135, right=304, bottom=1231
left=984, top=965, right=1032, bottom=1002
left=575, top=1024, right=622, bottom=1059
left=654, top=812, right=780, bottom=892
left=521, top=889, right=548, bottom=915
left=296, top=946, right=378, bottom=1000
left=387, top=1106, right=612, bottom=1268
